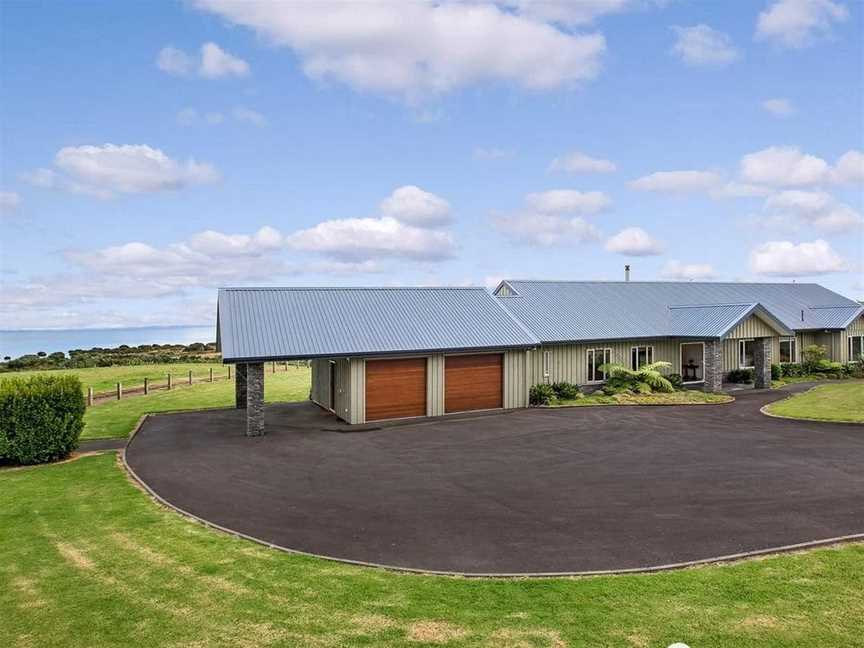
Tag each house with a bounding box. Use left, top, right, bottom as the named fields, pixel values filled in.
left=216, top=281, right=864, bottom=435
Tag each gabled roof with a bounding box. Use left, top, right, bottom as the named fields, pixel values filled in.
left=495, top=280, right=856, bottom=343
left=217, top=287, right=539, bottom=362
left=669, top=303, right=792, bottom=338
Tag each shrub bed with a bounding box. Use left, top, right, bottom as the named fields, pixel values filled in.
left=0, top=374, right=85, bottom=465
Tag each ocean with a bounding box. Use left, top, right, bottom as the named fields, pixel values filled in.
left=0, top=325, right=216, bottom=359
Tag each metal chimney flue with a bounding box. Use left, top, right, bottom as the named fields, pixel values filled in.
left=624, top=265, right=631, bottom=282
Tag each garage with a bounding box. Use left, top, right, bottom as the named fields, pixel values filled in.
left=365, top=358, right=427, bottom=421
left=445, top=353, right=503, bottom=413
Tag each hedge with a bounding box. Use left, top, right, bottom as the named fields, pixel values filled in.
left=0, top=374, right=85, bottom=465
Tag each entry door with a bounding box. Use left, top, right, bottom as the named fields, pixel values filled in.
left=445, top=354, right=503, bottom=413
left=365, top=358, right=427, bottom=421
left=329, top=361, right=337, bottom=411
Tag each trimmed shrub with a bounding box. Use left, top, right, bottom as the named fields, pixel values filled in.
left=529, top=383, right=556, bottom=406
left=802, top=344, right=827, bottom=374
left=726, top=368, right=754, bottom=384
left=667, top=373, right=684, bottom=390
left=781, top=362, right=802, bottom=377
left=0, top=374, right=85, bottom=465
left=551, top=381, right=580, bottom=400
left=771, top=364, right=782, bottom=381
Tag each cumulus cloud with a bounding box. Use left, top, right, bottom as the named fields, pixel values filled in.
left=671, top=24, right=739, bottom=66
left=749, top=239, right=847, bottom=276
left=23, top=144, right=220, bottom=198
left=493, top=212, right=600, bottom=247
left=660, top=260, right=717, bottom=280
left=605, top=227, right=663, bottom=256
left=473, top=147, right=515, bottom=160
left=548, top=150, right=616, bottom=174
left=0, top=191, right=21, bottom=214
left=191, top=0, right=606, bottom=99
left=761, top=98, right=796, bottom=116
left=629, top=170, right=723, bottom=193
left=756, top=0, right=848, bottom=49
left=525, top=189, right=611, bottom=214
left=379, top=185, right=452, bottom=227
left=739, top=146, right=831, bottom=187
left=762, top=190, right=863, bottom=232
left=832, top=150, right=864, bottom=184
left=157, top=42, right=250, bottom=79
left=504, top=0, right=632, bottom=25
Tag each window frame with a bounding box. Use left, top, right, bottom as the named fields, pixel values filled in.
left=679, top=342, right=705, bottom=385
left=586, top=347, right=612, bottom=383
left=738, top=339, right=755, bottom=369
left=543, top=350, right=551, bottom=379
left=779, top=337, right=797, bottom=364
left=630, top=345, right=654, bottom=371
left=849, top=335, right=864, bottom=362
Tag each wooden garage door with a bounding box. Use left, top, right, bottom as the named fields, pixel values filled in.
left=365, top=358, right=427, bottom=421
left=445, top=354, right=503, bottom=414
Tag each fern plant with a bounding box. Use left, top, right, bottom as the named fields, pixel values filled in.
left=598, top=361, right=675, bottom=395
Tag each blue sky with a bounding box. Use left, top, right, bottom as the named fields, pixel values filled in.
left=1, top=0, right=862, bottom=330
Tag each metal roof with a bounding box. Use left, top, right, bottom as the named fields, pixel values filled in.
left=669, top=303, right=792, bottom=338
left=217, top=287, right=539, bottom=362
left=495, top=280, right=858, bottom=343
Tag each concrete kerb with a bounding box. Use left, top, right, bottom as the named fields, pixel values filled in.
left=760, top=383, right=864, bottom=425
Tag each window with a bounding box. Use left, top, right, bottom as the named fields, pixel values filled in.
left=680, top=342, right=705, bottom=383
left=630, top=345, right=654, bottom=370
left=587, top=348, right=611, bottom=382
left=543, top=350, right=551, bottom=379
left=739, top=339, right=755, bottom=368
left=849, top=335, right=864, bottom=362
left=779, top=337, right=796, bottom=364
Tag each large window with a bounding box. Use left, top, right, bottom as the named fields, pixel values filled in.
left=849, top=335, right=864, bottom=362
left=779, top=337, right=796, bottom=363
left=739, top=339, right=755, bottom=369
left=630, top=345, right=654, bottom=370
left=587, top=348, right=611, bottom=382
left=680, top=342, right=704, bottom=383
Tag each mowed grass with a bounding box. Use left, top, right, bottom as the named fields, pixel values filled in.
left=766, top=382, right=864, bottom=423
left=551, top=390, right=733, bottom=407
left=81, top=366, right=310, bottom=440
left=2, top=453, right=863, bottom=648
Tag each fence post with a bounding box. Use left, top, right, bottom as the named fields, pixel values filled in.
left=167, top=373, right=172, bottom=390
left=116, top=382, right=122, bottom=400
left=227, top=365, right=231, bottom=380
left=272, top=361, right=276, bottom=374
left=144, top=377, right=149, bottom=395
left=87, top=387, right=93, bottom=407
left=188, top=369, right=193, bottom=385
left=209, top=367, right=213, bottom=382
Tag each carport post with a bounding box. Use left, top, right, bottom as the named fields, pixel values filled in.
left=235, top=363, right=247, bottom=409
left=703, top=339, right=723, bottom=393
left=753, top=337, right=772, bottom=389
left=246, top=362, right=265, bottom=436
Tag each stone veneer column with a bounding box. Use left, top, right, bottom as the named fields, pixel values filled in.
left=753, top=337, right=772, bottom=390
left=703, top=339, right=723, bottom=393
left=246, top=362, right=265, bottom=437
left=235, top=363, right=247, bottom=409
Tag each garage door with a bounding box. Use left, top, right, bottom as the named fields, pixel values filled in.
left=445, top=354, right=503, bottom=414
left=365, top=358, right=427, bottom=421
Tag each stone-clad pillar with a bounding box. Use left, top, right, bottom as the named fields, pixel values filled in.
left=235, top=363, right=247, bottom=409
left=246, top=362, right=265, bottom=437
left=753, top=337, right=772, bottom=390
left=703, top=339, right=723, bottom=393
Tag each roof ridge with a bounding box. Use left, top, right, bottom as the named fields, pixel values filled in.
left=505, top=279, right=821, bottom=286
left=218, top=286, right=487, bottom=292
left=668, top=302, right=756, bottom=309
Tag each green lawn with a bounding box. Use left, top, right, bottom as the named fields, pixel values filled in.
left=765, top=382, right=864, bottom=423
left=81, top=366, right=310, bottom=440
left=1, top=454, right=862, bottom=647
left=551, top=390, right=733, bottom=407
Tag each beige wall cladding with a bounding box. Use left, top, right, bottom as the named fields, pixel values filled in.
left=727, top=314, right=779, bottom=339
left=503, top=350, right=529, bottom=409
left=310, top=359, right=330, bottom=408
left=427, top=354, right=445, bottom=417
left=839, top=315, right=864, bottom=362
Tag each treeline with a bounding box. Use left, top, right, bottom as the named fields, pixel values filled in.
left=1, top=342, right=219, bottom=372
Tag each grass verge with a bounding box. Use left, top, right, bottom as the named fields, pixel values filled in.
left=549, top=390, right=733, bottom=407
left=81, top=366, right=310, bottom=440
left=764, top=382, right=864, bottom=423
left=1, top=453, right=862, bottom=647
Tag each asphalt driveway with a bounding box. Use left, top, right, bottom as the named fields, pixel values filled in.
left=125, top=385, right=864, bottom=574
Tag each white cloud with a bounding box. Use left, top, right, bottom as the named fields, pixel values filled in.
left=192, top=1, right=606, bottom=99
left=671, top=24, right=739, bottom=66
left=660, top=260, right=717, bottom=280
left=525, top=189, right=611, bottom=214
left=832, top=150, right=864, bottom=185
left=605, top=227, right=664, bottom=256
left=756, top=0, right=848, bottom=49
left=763, top=190, right=863, bottom=232
left=761, top=98, right=796, bottom=116
left=712, top=181, right=773, bottom=198
left=0, top=191, right=21, bottom=214
left=505, top=0, right=632, bottom=25
left=739, top=146, right=829, bottom=187
left=233, top=106, right=267, bottom=127
left=178, top=106, right=267, bottom=127
left=548, top=150, right=616, bottom=174
left=494, top=212, right=600, bottom=247
left=379, top=185, right=452, bottom=227
left=749, top=239, right=847, bottom=275
left=157, top=42, right=250, bottom=79
left=25, top=144, right=220, bottom=198
left=473, top=147, right=515, bottom=160
left=629, top=170, right=722, bottom=193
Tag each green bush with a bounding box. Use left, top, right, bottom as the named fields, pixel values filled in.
left=726, top=368, right=754, bottom=383
left=667, top=373, right=684, bottom=390
left=771, top=364, right=782, bottom=381
left=0, top=374, right=85, bottom=465
left=781, top=362, right=802, bottom=377
left=551, top=381, right=580, bottom=400
left=844, top=360, right=864, bottom=379
left=529, top=384, right=556, bottom=406
left=802, top=344, right=827, bottom=374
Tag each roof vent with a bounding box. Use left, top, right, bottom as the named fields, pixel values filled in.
left=624, top=265, right=631, bottom=282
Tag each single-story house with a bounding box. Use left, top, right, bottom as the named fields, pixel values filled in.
left=216, top=281, right=864, bottom=434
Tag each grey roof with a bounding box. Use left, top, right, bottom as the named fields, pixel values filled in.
left=217, top=287, right=539, bottom=362
left=495, top=280, right=860, bottom=343
left=669, top=303, right=792, bottom=338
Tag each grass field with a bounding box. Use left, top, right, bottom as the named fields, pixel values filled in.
left=765, top=382, right=864, bottom=423
left=2, top=454, right=862, bottom=647
left=81, top=366, right=310, bottom=440
left=551, top=390, right=733, bottom=407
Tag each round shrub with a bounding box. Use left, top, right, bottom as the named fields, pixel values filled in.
left=667, top=373, right=684, bottom=390
left=0, top=374, right=85, bottom=465
left=529, top=383, right=556, bottom=406
left=726, top=368, right=754, bottom=384
left=551, top=381, right=580, bottom=400
left=771, top=364, right=782, bottom=381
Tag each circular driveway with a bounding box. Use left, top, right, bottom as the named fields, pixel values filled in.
left=125, top=385, right=864, bottom=575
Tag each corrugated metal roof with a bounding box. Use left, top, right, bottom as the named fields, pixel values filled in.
left=669, top=303, right=757, bottom=338
left=217, top=287, right=539, bottom=362
left=496, top=281, right=858, bottom=343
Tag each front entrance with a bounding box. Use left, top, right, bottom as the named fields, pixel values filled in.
left=680, top=343, right=705, bottom=384
left=365, top=358, right=427, bottom=421
left=444, top=353, right=503, bottom=413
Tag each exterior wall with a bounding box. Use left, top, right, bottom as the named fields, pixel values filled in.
left=310, top=359, right=330, bottom=408
left=427, top=354, right=445, bottom=417
left=721, top=314, right=784, bottom=373
left=309, top=357, right=364, bottom=424
left=346, top=358, right=365, bottom=424
left=727, top=314, right=778, bottom=339
left=503, top=349, right=529, bottom=409
left=841, top=315, right=864, bottom=363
